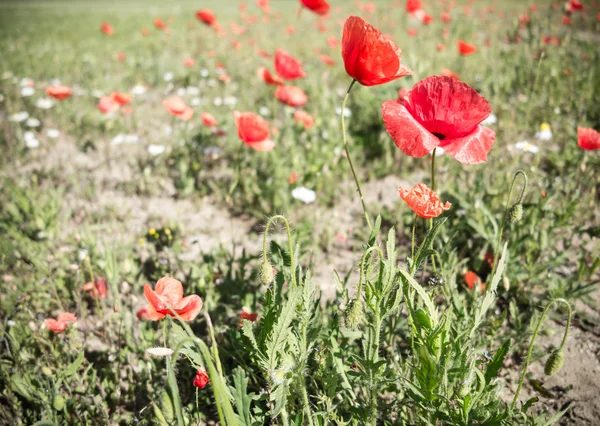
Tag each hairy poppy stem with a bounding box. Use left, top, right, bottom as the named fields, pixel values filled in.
left=341, top=79, right=373, bottom=231
left=429, top=148, right=437, bottom=272
left=511, top=298, right=571, bottom=410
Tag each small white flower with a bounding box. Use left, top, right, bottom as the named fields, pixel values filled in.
left=20, top=86, right=35, bottom=97
left=259, top=106, right=270, bottom=116
left=481, top=113, right=497, bottom=125
left=335, top=107, right=352, bottom=118
left=163, top=72, right=174, bottom=82
left=111, top=134, right=124, bottom=145
left=131, top=85, right=147, bottom=95
left=123, top=134, right=139, bottom=144
left=78, top=249, right=89, bottom=260
left=24, top=131, right=40, bottom=148
left=200, top=69, right=209, bottom=78
left=186, top=86, right=200, bottom=96
left=49, top=78, right=62, bottom=86
left=213, top=97, right=223, bottom=106
left=26, top=118, right=40, bottom=128
left=7, top=320, right=16, bottom=327
left=515, top=140, right=539, bottom=153
left=534, top=123, right=552, bottom=141
left=46, top=128, right=60, bottom=139
left=148, top=144, right=166, bottom=156
left=36, top=98, right=54, bottom=109
left=292, top=187, right=316, bottom=204
left=163, top=126, right=173, bottom=135
left=207, top=79, right=217, bottom=88
left=20, top=77, right=34, bottom=87
left=190, top=97, right=201, bottom=106
left=322, top=130, right=330, bottom=140
left=176, top=87, right=186, bottom=97
left=9, top=111, right=29, bottom=122
left=146, top=347, right=174, bottom=357
left=224, top=96, right=238, bottom=106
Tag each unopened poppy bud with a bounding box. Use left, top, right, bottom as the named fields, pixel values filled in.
left=414, top=308, right=432, bottom=329
left=53, top=394, right=65, bottom=411
left=260, top=261, right=274, bottom=286
left=507, top=203, right=523, bottom=224
left=544, top=350, right=564, bottom=376
left=344, top=298, right=364, bottom=329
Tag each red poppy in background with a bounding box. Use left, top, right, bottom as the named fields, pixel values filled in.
left=111, top=92, right=131, bottom=105
left=162, top=96, right=187, bottom=115
left=561, top=15, right=572, bottom=25
left=464, top=271, right=485, bottom=291
left=154, top=18, right=166, bottom=30
left=202, top=112, right=219, bottom=127
left=184, top=58, right=195, bottom=68
left=320, top=54, right=335, bottom=66
left=193, top=367, right=209, bottom=389
left=327, top=36, right=339, bottom=49
left=441, top=12, right=451, bottom=23
left=45, top=312, right=77, bottom=333
left=457, top=40, right=477, bottom=55
left=143, top=276, right=203, bottom=321
left=234, top=111, right=274, bottom=151
left=398, top=183, right=451, bottom=219
left=342, top=16, right=412, bottom=86
left=577, top=127, right=600, bottom=150
left=274, top=49, right=306, bottom=80
left=83, top=277, right=107, bottom=299
left=300, top=0, right=330, bottom=15
left=101, top=22, right=113, bottom=35
left=116, top=52, right=126, bottom=62
left=46, top=85, right=72, bottom=100
left=382, top=76, right=496, bottom=164
left=238, top=310, right=259, bottom=327
left=566, top=0, right=584, bottom=12
left=294, top=110, right=315, bottom=128
left=98, top=96, right=120, bottom=114
left=275, top=85, right=308, bottom=107
left=406, top=0, right=423, bottom=13
left=196, top=9, right=216, bottom=25
left=441, top=68, right=459, bottom=79
left=258, top=67, right=283, bottom=85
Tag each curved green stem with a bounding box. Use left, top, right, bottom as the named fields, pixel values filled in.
left=493, top=170, right=528, bottom=275
left=341, top=79, right=372, bottom=231
left=511, top=298, right=572, bottom=410
left=263, top=215, right=297, bottom=288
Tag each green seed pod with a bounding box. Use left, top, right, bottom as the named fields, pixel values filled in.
left=414, top=308, right=432, bottom=329
left=53, top=394, right=65, bottom=411
left=344, top=298, right=364, bottom=329
left=260, top=261, right=274, bottom=286
left=544, top=350, right=564, bottom=376
left=42, top=367, right=53, bottom=376
left=507, top=203, right=523, bottom=224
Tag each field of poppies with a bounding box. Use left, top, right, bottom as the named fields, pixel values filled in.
left=1, top=0, right=599, bottom=425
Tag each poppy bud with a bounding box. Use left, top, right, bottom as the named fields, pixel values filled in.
left=260, top=261, right=274, bottom=286
left=507, top=203, right=523, bottom=224
left=344, top=298, right=364, bottom=329
left=414, top=308, right=432, bottom=329
left=53, top=394, right=65, bottom=411
left=544, top=350, right=564, bottom=376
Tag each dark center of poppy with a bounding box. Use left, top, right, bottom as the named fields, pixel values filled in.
left=432, top=132, right=446, bottom=140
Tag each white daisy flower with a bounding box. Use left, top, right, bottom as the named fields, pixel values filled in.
left=200, top=69, right=209, bottom=78
left=131, top=85, right=147, bottom=95
left=9, top=111, right=29, bottom=122
left=20, top=86, right=35, bottom=97
left=163, top=72, right=174, bottom=82
left=292, top=187, right=316, bottom=204
left=213, top=97, right=223, bottom=106
left=259, top=106, right=270, bottom=117
left=26, top=118, right=40, bottom=127
left=515, top=140, right=539, bottom=153
left=36, top=98, right=54, bottom=109
left=24, top=131, right=40, bottom=148
left=190, top=97, right=201, bottom=106
left=46, top=128, right=60, bottom=139
left=148, top=144, right=166, bottom=156
left=534, top=123, right=552, bottom=141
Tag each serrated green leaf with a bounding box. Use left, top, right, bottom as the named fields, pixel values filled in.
left=485, top=339, right=511, bottom=384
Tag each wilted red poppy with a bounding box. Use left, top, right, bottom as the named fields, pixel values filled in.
left=294, top=110, right=315, bottom=128
left=46, top=85, right=72, bottom=101
left=457, top=40, right=477, bottom=56
left=45, top=312, right=77, bottom=333
left=342, top=16, right=412, bottom=86
left=101, top=22, right=113, bottom=35
left=274, top=49, right=306, bottom=80
left=154, top=18, right=166, bottom=30
left=577, top=127, right=600, bottom=150
left=258, top=67, right=283, bottom=85
left=162, top=96, right=187, bottom=115
left=300, top=0, right=330, bottom=15
left=406, top=0, right=423, bottom=13
left=98, top=96, right=120, bottom=114
left=202, top=112, right=219, bottom=127
left=275, top=85, right=308, bottom=107
left=83, top=277, right=107, bottom=299
left=382, top=76, right=496, bottom=164
left=234, top=111, right=274, bottom=151
left=193, top=367, right=209, bottom=389
left=143, top=276, right=203, bottom=321
left=196, top=9, right=216, bottom=25
left=111, top=92, right=131, bottom=105
left=398, top=183, right=451, bottom=219
left=320, top=54, right=335, bottom=66
left=464, top=271, right=485, bottom=291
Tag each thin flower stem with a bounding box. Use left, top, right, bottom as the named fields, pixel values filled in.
left=430, top=148, right=437, bottom=272
left=341, top=79, right=372, bottom=231
left=263, top=215, right=297, bottom=288
left=411, top=213, right=417, bottom=260
left=511, top=298, right=571, bottom=410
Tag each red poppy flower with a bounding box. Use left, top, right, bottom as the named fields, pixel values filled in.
left=193, top=367, right=210, bottom=389
left=136, top=306, right=151, bottom=320
left=457, top=40, right=477, bottom=56
left=398, top=183, right=451, bottom=219
left=441, top=12, right=451, bottom=23
left=561, top=15, right=572, bottom=25
left=46, top=85, right=72, bottom=101
left=406, top=0, right=423, bottom=13
left=163, top=96, right=188, bottom=116
left=258, top=67, right=283, bottom=85
left=274, top=49, right=306, bottom=80
left=234, top=111, right=274, bottom=151
left=143, top=276, right=203, bottom=321
left=289, top=172, right=298, bottom=184
left=294, top=110, right=315, bottom=128
left=342, top=16, right=412, bottom=86
left=566, top=0, right=584, bottom=12
left=45, top=312, right=77, bottom=333
left=101, top=22, right=113, bottom=35
left=98, top=96, right=120, bottom=114
left=83, top=277, right=107, bottom=299
left=202, top=112, right=219, bottom=127
left=441, top=68, right=459, bottom=79
left=275, top=85, right=308, bottom=107
left=196, top=9, right=216, bottom=25
left=238, top=310, right=259, bottom=327
left=436, top=43, right=446, bottom=52
left=111, top=92, right=131, bottom=106
left=154, top=18, right=166, bottom=30
left=141, top=27, right=150, bottom=36
left=382, top=76, right=496, bottom=164
left=300, top=0, right=330, bottom=15
left=577, top=127, right=600, bottom=151
left=320, top=54, right=335, bottom=66
left=116, top=52, right=126, bottom=62
left=327, top=36, right=339, bottom=49
left=464, top=271, right=485, bottom=291
left=184, top=58, right=195, bottom=68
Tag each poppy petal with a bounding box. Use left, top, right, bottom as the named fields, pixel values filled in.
left=175, top=295, right=203, bottom=321
left=382, top=100, right=440, bottom=157
left=248, top=139, right=275, bottom=151
left=439, top=125, right=496, bottom=164
left=154, top=277, right=184, bottom=306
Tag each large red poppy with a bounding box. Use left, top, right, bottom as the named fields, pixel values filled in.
left=342, top=16, right=412, bottom=86
left=457, top=40, right=477, bottom=56
left=46, top=85, right=72, bottom=100
left=275, top=85, right=308, bottom=107
left=382, top=76, right=496, bottom=164
left=143, top=277, right=203, bottom=321
left=398, top=183, right=451, bottom=219
left=274, top=49, right=306, bottom=80
left=577, top=127, right=600, bottom=150
left=234, top=111, right=274, bottom=151
left=196, top=9, right=216, bottom=26
left=300, top=0, right=330, bottom=15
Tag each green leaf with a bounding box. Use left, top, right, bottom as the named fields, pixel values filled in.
left=398, top=268, right=438, bottom=325
left=267, top=286, right=302, bottom=370
left=413, top=217, right=447, bottom=273
left=231, top=367, right=254, bottom=426
left=62, top=352, right=85, bottom=378
left=485, top=339, right=512, bottom=384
